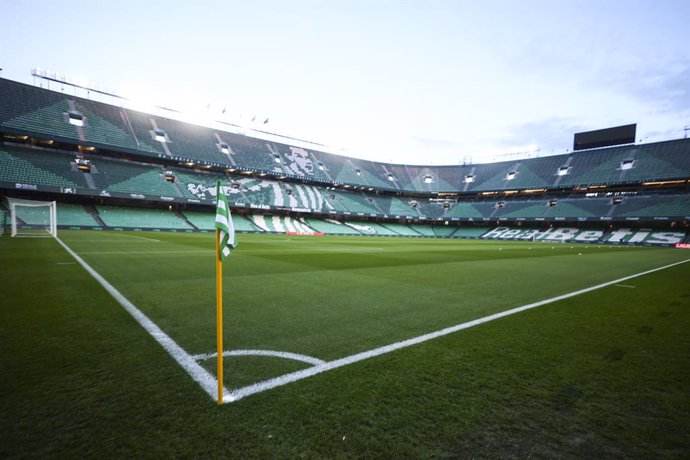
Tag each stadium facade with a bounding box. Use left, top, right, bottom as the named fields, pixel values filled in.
left=1, top=77, right=689, bottom=245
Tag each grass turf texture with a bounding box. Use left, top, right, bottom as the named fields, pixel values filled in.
left=0, top=230, right=688, bottom=457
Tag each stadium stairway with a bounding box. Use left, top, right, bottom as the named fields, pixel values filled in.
left=431, top=226, right=459, bottom=237
left=84, top=204, right=106, bottom=228
left=174, top=210, right=197, bottom=230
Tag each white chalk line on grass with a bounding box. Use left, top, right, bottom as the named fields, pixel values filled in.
left=54, top=237, right=230, bottom=402
left=104, top=233, right=161, bottom=242
left=193, top=349, right=326, bottom=366
left=52, top=233, right=690, bottom=406
left=314, top=247, right=385, bottom=252
left=77, top=250, right=213, bottom=255
left=224, top=257, right=690, bottom=403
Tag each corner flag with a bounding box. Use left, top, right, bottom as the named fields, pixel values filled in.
left=215, top=183, right=236, bottom=259
left=214, top=182, right=236, bottom=405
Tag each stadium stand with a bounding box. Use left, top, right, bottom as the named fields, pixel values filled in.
left=57, top=203, right=100, bottom=227
left=182, top=210, right=262, bottom=232
left=96, top=205, right=192, bottom=230
left=431, top=226, right=458, bottom=237
left=344, top=221, right=399, bottom=236
left=495, top=201, right=546, bottom=219
left=89, top=157, right=181, bottom=197
left=611, top=194, right=690, bottom=218
left=407, top=224, right=437, bottom=237
left=71, top=101, right=141, bottom=151
left=543, top=199, right=601, bottom=219
left=411, top=200, right=446, bottom=219
left=443, top=202, right=484, bottom=219
left=250, top=215, right=317, bottom=233
left=1, top=76, right=689, bottom=246
left=150, top=117, right=226, bottom=164
left=2, top=78, right=690, bottom=192
left=0, top=145, right=88, bottom=189
left=453, top=227, right=491, bottom=238
left=224, top=133, right=277, bottom=172
left=304, top=218, right=363, bottom=235
left=168, top=168, right=225, bottom=201
left=377, top=223, right=420, bottom=236
left=0, top=79, right=79, bottom=141
left=380, top=196, right=418, bottom=217
left=327, top=190, right=380, bottom=215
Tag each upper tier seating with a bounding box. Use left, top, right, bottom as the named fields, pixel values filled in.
left=4, top=78, right=689, bottom=194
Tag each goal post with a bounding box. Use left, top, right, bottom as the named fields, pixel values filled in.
left=6, top=197, right=57, bottom=238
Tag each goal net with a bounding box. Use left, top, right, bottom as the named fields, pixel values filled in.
left=0, top=210, right=7, bottom=236
left=6, top=197, right=57, bottom=238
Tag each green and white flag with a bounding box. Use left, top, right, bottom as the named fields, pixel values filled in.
left=215, top=182, right=236, bottom=259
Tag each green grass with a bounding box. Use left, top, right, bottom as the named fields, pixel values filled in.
left=1, top=231, right=689, bottom=457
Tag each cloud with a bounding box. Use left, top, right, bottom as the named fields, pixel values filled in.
left=410, top=136, right=461, bottom=151
left=597, top=63, right=690, bottom=116
left=500, top=117, right=586, bottom=154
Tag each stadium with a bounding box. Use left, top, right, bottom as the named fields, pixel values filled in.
left=2, top=72, right=690, bottom=456
left=2, top=3, right=690, bottom=457
left=2, top=75, right=689, bottom=241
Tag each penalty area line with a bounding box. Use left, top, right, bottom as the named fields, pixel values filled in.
left=226, top=258, right=690, bottom=404
left=54, top=236, right=230, bottom=403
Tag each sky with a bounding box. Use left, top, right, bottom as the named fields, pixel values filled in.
left=2, top=0, right=689, bottom=165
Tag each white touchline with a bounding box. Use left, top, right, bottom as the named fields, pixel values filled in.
left=224, top=258, right=690, bottom=403
left=54, top=237, right=231, bottom=402
left=77, top=250, right=213, bottom=255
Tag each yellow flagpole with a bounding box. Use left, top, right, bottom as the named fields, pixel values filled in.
left=216, top=228, right=224, bottom=405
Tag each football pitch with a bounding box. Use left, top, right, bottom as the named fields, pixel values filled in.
left=2, top=231, right=689, bottom=457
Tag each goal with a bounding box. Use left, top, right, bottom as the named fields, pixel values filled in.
left=6, top=197, right=57, bottom=238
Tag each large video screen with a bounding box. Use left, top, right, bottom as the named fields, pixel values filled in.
left=573, top=124, right=636, bottom=150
